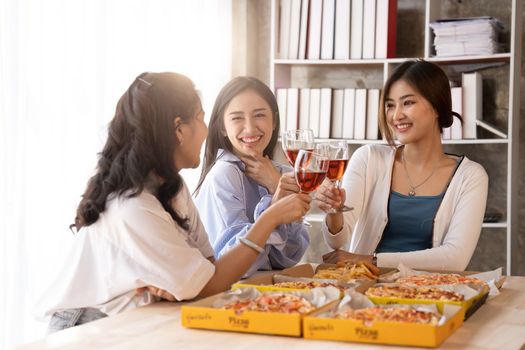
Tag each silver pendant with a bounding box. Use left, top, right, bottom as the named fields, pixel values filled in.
left=408, top=190, right=416, bottom=196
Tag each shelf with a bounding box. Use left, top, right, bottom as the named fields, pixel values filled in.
left=270, top=0, right=521, bottom=274
left=482, top=222, right=508, bottom=229
left=273, top=53, right=511, bottom=66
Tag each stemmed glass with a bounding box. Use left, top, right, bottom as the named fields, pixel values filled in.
left=315, top=141, right=352, bottom=213
left=281, top=129, right=315, bottom=167
left=294, top=150, right=329, bottom=226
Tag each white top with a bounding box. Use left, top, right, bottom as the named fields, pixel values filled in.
left=323, top=144, right=489, bottom=271
left=36, top=179, right=215, bottom=317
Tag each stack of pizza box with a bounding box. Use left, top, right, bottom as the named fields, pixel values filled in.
left=181, top=263, right=503, bottom=348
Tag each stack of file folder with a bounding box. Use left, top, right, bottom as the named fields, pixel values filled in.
left=430, top=17, right=504, bottom=57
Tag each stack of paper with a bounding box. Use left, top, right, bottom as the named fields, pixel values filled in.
left=429, top=17, right=504, bottom=57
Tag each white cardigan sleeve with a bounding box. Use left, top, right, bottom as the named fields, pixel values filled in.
left=378, top=162, right=488, bottom=270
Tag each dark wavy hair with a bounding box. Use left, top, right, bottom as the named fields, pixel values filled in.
left=379, top=59, right=463, bottom=146
left=195, top=76, right=280, bottom=194
left=73, top=72, right=200, bottom=231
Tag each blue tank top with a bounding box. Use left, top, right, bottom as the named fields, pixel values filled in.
left=376, top=191, right=445, bottom=253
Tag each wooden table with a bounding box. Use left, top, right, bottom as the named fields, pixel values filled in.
left=17, top=277, right=525, bottom=350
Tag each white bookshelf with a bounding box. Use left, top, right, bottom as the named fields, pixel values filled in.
left=270, top=0, right=522, bottom=274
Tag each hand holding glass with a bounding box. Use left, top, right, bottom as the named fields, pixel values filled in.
left=315, top=141, right=352, bottom=213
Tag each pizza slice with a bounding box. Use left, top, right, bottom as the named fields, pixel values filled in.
left=396, top=273, right=487, bottom=289
left=335, top=306, right=440, bottom=325
left=222, top=294, right=315, bottom=315
left=365, top=285, right=465, bottom=302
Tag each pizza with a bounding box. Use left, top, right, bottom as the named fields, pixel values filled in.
left=396, top=273, right=488, bottom=289
left=272, top=281, right=344, bottom=292
left=334, top=306, right=440, bottom=325
left=314, top=261, right=380, bottom=282
left=222, top=294, right=315, bottom=314
left=365, top=285, right=465, bottom=302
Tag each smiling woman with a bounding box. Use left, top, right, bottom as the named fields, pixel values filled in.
left=0, top=1, right=232, bottom=348
left=316, top=60, right=488, bottom=272
left=194, top=77, right=310, bottom=277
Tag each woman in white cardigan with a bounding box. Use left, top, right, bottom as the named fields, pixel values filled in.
left=316, top=60, right=488, bottom=271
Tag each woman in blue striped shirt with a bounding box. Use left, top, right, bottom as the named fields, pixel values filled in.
left=195, top=77, right=309, bottom=276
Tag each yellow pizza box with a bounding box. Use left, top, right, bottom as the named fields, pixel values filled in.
left=364, top=291, right=469, bottom=316
left=378, top=267, right=504, bottom=319
left=181, top=287, right=339, bottom=337
left=232, top=264, right=318, bottom=292
left=232, top=264, right=373, bottom=294
left=303, top=303, right=464, bottom=348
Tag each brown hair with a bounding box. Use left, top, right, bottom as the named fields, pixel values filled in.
left=195, top=76, right=280, bottom=194
left=74, top=72, right=200, bottom=230
left=379, top=59, right=462, bottom=146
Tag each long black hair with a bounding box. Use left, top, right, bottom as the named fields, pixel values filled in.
left=73, top=72, right=200, bottom=231
left=195, top=76, right=280, bottom=194
left=379, top=59, right=463, bottom=146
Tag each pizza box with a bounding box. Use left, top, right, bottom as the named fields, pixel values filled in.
left=363, top=283, right=476, bottom=316
left=303, top=302, right=464, bottom=348
left=378, top=266, right=504, bottom=319
left=232, top=264, right=317, bottom=292
left=232, top=264, right=373, bottom=294
left=181, top=287, right=340, bottom=337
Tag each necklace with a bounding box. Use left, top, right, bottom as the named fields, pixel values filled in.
left=401, top=149, right=442, bottom=196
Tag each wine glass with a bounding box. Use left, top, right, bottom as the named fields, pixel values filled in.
left=294, top=150, right=329, bottom=226
left=281, top=129, right=315, bottom=167
left=315, top=141, right=352, bottom=213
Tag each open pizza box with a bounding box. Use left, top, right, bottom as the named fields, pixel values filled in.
left=232, top=263, right=375, bottom=294
left=303, top=291, right=464, bottom=348
left=375, top=264, right=505, bottom=319
left=181, top=286, right=340, bottom=337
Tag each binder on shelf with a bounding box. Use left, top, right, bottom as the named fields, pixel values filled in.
left=321, top=0, right=336, bottom=59
left=450, top=87, right=463, bottom=140
left=276, top=88, right=288, bottom=130
left=298, top=0, right=310, bottom=59
left=362, top=0, right=377, bottom=59
left=309, top=88, right=322, bottom=137
left=331, top=89, right=345, bottom=138
left=342, top=88, right=356, bottom=139
left=288, top=0, right=302, bottom=59
left=334, top=0, right=351, bottom=60
left=442, top=126, right=451, bottom=140
left=350, top=0, right=364, bottom=59
left=366, top=89, right=380, bottom=140
left=286, top=88, right=299, bottom=130
left=354, top=88, right=367, bottom=139
left=462, top=72, right=482, bottom=139
left=299, top=88, right=311, bottom=129
left=374, top=0, right=397, bottom=58
left=278, top=0, right=292, bottom=59
left=319, top=88, right=332, bottom=138
left=307, top=0, right=323, bottom=59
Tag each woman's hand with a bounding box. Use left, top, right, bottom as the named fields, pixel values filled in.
left=136, top=286, right=177, bottom=302
left=240, top=153, right=281, bottom=194
left=265, top=192, right=311, bottom=226
left=322, top=249, right=373, bottom=265
left=271, top=172, right=300, bottom=204
left=315, top=179, right=346, bottom=213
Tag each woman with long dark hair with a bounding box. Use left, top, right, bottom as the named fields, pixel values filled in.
left=316, top=60, right=488, bottom=270
left=38, top=72, right=311, bottom=332
left=195, top=77, right=309, bottom=276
